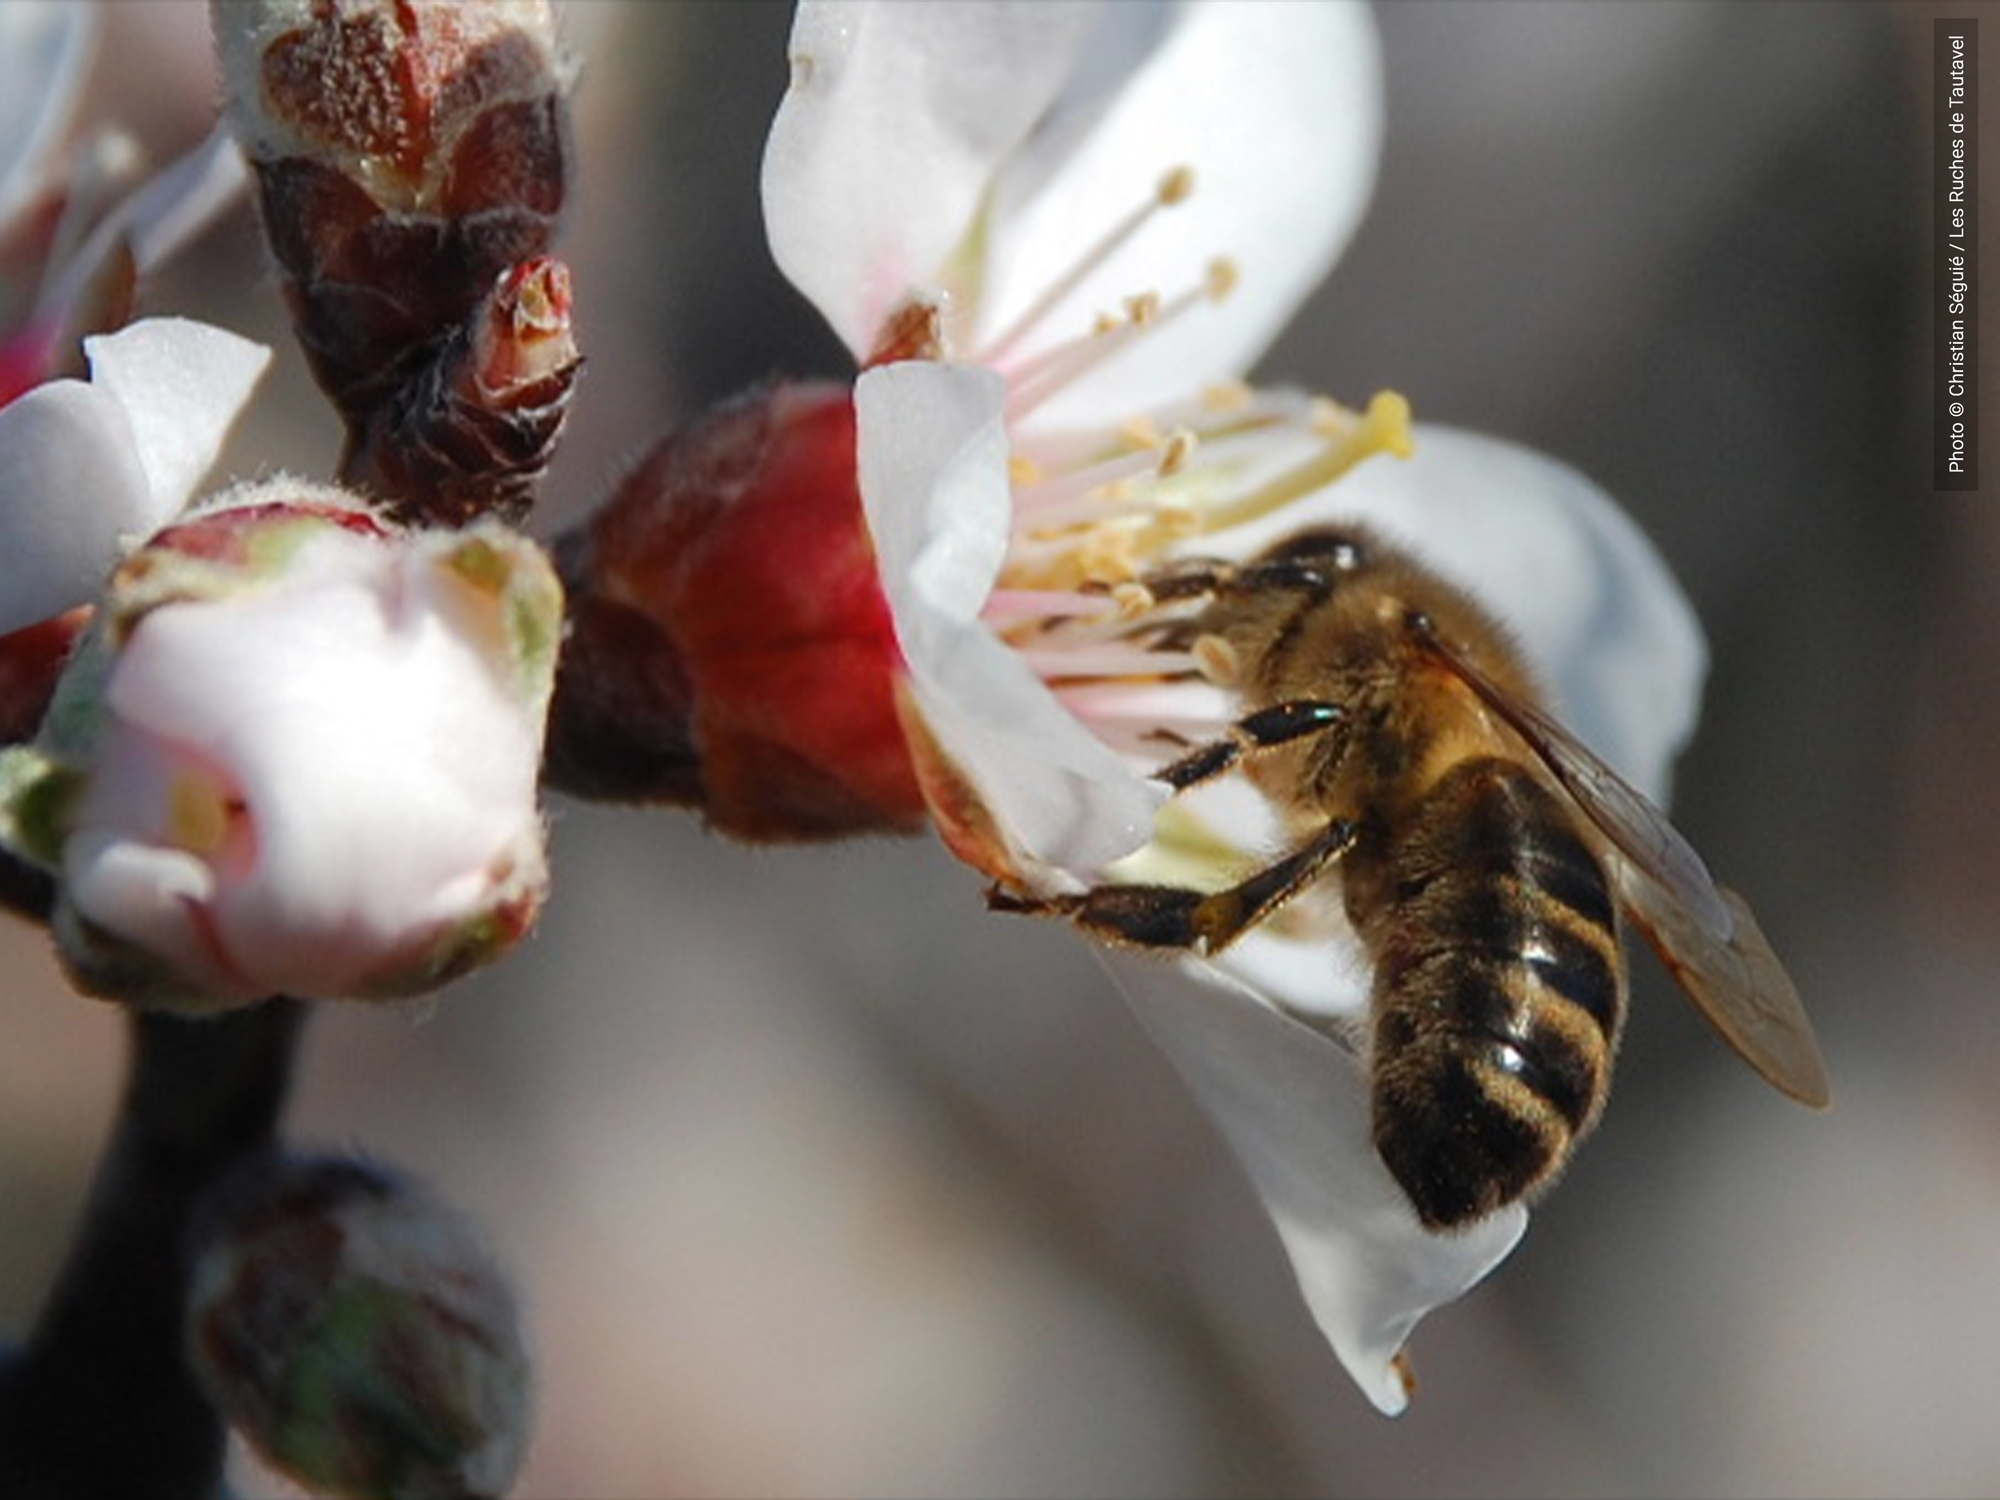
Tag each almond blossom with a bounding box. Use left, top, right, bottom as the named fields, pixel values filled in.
left=760, top=0, right=1706, bottom=1412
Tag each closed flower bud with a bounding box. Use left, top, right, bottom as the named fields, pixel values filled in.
left=211, top=0, right=571, bottom=427
left=548, top=380, right=929, bottom=841
left=0, top=481, right=563, bottom=1010
left=186, top=1153, right=531, bottom=1500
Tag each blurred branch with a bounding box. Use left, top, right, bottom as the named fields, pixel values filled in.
left=0, top=999, right=307, bottom=1499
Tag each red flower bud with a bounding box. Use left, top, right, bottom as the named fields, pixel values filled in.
left=549, top=381, right=928, bottom=841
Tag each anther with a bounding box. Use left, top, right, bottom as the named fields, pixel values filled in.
left=973, top=161, right=1198, bottom=367
left=1157, top=165, right=1196, bottom=206
left=1193, top=634, right=1242, bottom=687
left=1112, top=582, right=1157, bottom=617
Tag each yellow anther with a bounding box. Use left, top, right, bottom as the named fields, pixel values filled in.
left=1157, top=165, right=1196, bottom=206
left=1120, top=415, right=1165, bottom=450
left=1359, top=388, right=1416, bottom=460
left=1202, top=379, right=1254, bottom=412
left=1124, top=291, right=1161, bottom=326
left=1193, top=633, right=1243, bottom=687
left=1112, top=581, right=1157, bottom=618
left=1009, top=454, right=1045, bottom=487
left=1158, top=429, right=1197, bottom=476
left=1308, top=394, right=1348, bottom=438
left=1077, top=527, right=1141, bottom=582
left=1205, top=257, right=1240, bottom=301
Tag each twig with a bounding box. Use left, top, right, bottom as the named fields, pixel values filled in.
left=0, top=999, right=307, bottom=1499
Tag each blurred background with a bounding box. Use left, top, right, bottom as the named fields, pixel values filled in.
left=1, top=2, right=1989, bottom=1496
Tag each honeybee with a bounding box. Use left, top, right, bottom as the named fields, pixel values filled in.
left=993, top=524, right=1828, bottom=1229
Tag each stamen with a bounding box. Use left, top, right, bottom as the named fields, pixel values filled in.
left=1111, top=390, right=1415, bottom=558
left=1014, top=641, right=1202, bottom=681
left=1203, top=380, right=1255, bottom=413
left=1193, top=634, right=1243, bottom=687
left=1013, top=426, right=1200, bottom=530
left=980, top=587, right=1121, bottom=627
left=1005, top=256, right=1241, bottom=423
left=973, top=165, right=1196, bottom=368
left=1197, top=389, right=1414, bottom=534
left=1013, top=446, right=1174, bottom=525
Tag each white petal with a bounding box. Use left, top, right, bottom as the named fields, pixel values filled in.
left=64, top=827, right=229, bottom=992
left=0, top=377, right=153, bottom=633
left=84, top=318, right=271, bottom=522
left=1193, top=423, right=1706, bottom=801
left=763, top=0, right=1104, bottom=360
left=0, top=1, right=96, bottom=231
left=856, top=361, right=1162, bottom=874
left=983, top=0, right=1383, bottom=431
left=1104, top=950, right=1526, bottom=1415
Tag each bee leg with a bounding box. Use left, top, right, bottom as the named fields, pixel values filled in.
left=987, top=818, right=1357, bottom=955
left=1156, top=700, right=1348, bottom=790
left=1140, top=557, right=1333, bottom=605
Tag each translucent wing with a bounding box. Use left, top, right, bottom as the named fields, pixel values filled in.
left=1419, top=627, right=1830, bottom=1108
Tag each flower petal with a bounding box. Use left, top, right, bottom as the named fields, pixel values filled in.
left=0, top=319, right=268, bottom=634
left=84, top=317, right=271, bottom=522
left=764, top=0, right=1104, bottom=360
left=1104, top=949, right=1526, bottom=1416
left=981, top=0, right=1382, bottom=432
left=0, top=376, right=153, bottom=634
left=1190, top=422, right=1706, bottom=801
left=0, top=1, right=96, bottom=232
left=856, top=360, right=1163, bottom=875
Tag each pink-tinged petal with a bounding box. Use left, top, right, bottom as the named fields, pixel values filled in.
left=763, top=0, right=1103, bottom=361
left=1104, top=950, right=1527, bottom=1416
left=982, top=1, right=1383, bottom=432
left=0, top=377, right=152, bottom=634
left=1190, top=423, right=1705, bottom=802
left=0, top=1, right=97, bottom=231
left=856, top=360, right=1162, bottom=876
left=85, top=318, right=271, bottom=522
left=63, top=829, right=228, bottom=992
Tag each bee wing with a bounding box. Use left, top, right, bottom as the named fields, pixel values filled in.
left=1420, top=630, right=1831, bottom=1108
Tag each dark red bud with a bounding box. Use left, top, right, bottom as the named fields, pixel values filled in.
left=547, top=381, right=928, bottom=841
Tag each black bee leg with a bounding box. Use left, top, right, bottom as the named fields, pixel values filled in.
left=1140, top=557, right=1333, bottom=605
left=1156, top=700, right=1348, bottom=791
left=987, top=818, right=1357, bottom=955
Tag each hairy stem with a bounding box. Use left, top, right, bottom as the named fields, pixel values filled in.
left=0, top=999, right=307, bottom=1499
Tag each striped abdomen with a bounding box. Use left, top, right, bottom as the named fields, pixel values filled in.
left=1364, top=757, right=1626, bottom=1229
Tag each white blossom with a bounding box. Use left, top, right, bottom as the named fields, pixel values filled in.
left=764, top=0, right=1705, bottom=1411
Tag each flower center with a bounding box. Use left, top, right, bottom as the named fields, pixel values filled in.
left=955, top=167, right=1418, bottom=806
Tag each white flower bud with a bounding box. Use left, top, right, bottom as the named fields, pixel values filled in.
left=0, top=483, right=563, bottom=1010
